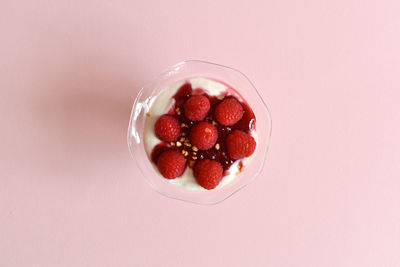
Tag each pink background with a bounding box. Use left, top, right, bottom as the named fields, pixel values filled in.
left=1, top=0, right=400, bottom=266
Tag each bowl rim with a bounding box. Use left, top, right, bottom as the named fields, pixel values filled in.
left=127, top=59, right=272, bottom=205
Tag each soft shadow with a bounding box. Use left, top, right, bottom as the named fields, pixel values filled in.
left=32, top=56, right=145, bottom=177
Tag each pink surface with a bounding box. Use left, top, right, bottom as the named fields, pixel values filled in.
left=1, top=0, right=400, bottom=266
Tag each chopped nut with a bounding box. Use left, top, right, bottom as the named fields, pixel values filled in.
left=170, top=142, right=175, bottom=146
left=193, top=152, right=197, bottom=155
left=176, top=141, right=182, bottom=147
left=176, top=108, right=181, bottom=115
left=146, top=112, right=150, bottom=117
left=215, top=143, right=220, bottom=150
left=181, top=150, right=186, bottom=155
left=217, top=95, right=224, bottom=100
left=181, top=132, right=186, bottom=136
left=189, top=160, right=195, bottom=167
left=181, top=123, right=187, bottom=128
left=192, top=146, right=198, bottom=152
left=192, top=156, right=197, bottom=160
left=239, top=162, right=244, bottom=171
left=212, top=120, right=217, bottom=126
left=180, top=137, right=185, bottom=142
left=184, top=151, right=189, bottom=156
left=205, top=128, right=211, bottom=133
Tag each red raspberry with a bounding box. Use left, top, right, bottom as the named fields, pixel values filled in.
left=226, top=130, right=256, bottom=159
left=215, top=98, right=244, bottom=126
left=155, top=115, right=180, bottom=142
left=189, top=122, right=218, bottom=150
left=184, top=95, right=210, bottom=121
left=194, top=159, right=223, bottom=190
left=157, top=150, right=186, bottom=179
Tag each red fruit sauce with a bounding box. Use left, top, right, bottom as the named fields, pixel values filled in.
left=151, top=82, right=255, bottom=174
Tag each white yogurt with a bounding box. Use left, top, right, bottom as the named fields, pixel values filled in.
left=143, top=77, right=257, bottom=191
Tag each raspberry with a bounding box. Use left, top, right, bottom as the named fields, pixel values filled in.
left=189, top=122, right=218, bottom=150
left=194, top=159, right=223, bottom=190
left=155, top=115, right=180, bottom=142
left=226, top=130, right=256, bottom=159
left=184, top=95, right=210, bottom=121
left=215, top=98, right=244, bottom=126
left=157, top=150, right=186, bottom=179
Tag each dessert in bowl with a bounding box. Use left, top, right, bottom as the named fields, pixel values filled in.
left=128, top=61, right=271, bottom=204
left=145, top=77, right=257, bottom=190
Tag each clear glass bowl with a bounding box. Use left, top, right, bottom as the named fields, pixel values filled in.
left=127, top=60, right=272, bottom=205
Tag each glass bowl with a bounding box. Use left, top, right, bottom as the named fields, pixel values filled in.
left=127, top=60, right=272, bottom=204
